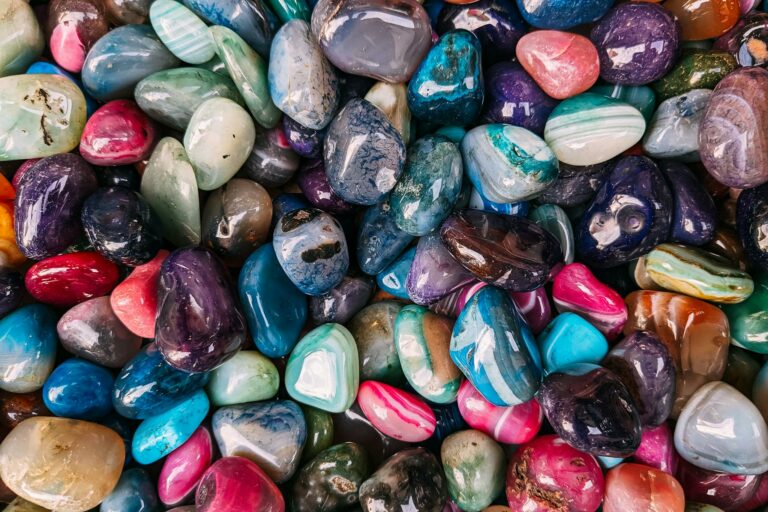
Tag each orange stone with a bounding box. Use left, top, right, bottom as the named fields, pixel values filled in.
left=603, top=463, right=685, bottom=512
left=664, top=0, right=740, bottom=40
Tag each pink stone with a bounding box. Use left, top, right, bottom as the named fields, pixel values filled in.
left=515, top=30, right=600, bottom=100
left=50, top=22, right=86, bottom=73
left=457, top=379, right=542, bottom=445
left=357, top=380, right=436, bottom=442
left=511, top=288, right=552, bottom=335
left=110, top=250, right=167, bottom=338
left=552, top=262, right=628, bottom=340
left=195, top=456, right=285, bottom=512
left=79, top=100, right=156, bottom=166
left=158, top=426, right=213, bottom=507
left=632, top=423, right=678, bottom=475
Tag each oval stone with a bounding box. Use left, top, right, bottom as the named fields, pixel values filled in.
left=25, top=252, right=120, bottom=307
left=42, top=358, right=114, bottom=420
left=158, top=426, right=213, bottom=506
left=100, top=467, right=160, bottom=512
left=310, top=275, right=374, bottom=325
left=349, top=302, right=404, bottom=385
left=0, top=304, right=57, bottom=393
left=181, top=0, right=275, bottom=57
left=441, top=430, right=505, bottom=512
left=47, top=0, right=109, bottom=74
left=515, top=0, right=612, bottom=29
left=206, top=350, right=279, bottom=407
left=358, top=381, right=437, bottom=442
left=195, top=456, right=285, bottom=512
left=149, top=0, right=215, bottom=64
left=603, top=463, right=685, bottom=512
left=643, top=89, right=711, bottom=161
left=0, top=0, right=44, bottom=77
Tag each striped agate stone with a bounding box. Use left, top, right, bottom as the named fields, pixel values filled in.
left=150, top=0, right=215, bottom=64
left=357, top=380, right=436, bottom=442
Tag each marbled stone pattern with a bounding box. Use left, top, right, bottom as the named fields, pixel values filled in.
left=182, top=0, right=276, bottom=57
left=0, top=305, right=57, bottom=394
left=150, top=0, right=215, bottom=64
left=643, top=89, right=711, bottom=161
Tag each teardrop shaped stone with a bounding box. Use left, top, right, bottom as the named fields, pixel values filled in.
left=357, top=200, right=414, bottom=275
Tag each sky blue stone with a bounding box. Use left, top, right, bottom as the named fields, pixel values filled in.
left=358, top=200, right=415, bottom=275
left=376, top=246, right=416, bottom=300
left=537, top=313, right=608, bottom=375
left=598, top=455, right=625, bottom=469
left=451, top=286, right=542, bottom=406
left=100, top=468, right=160, bottom=512
left=516, top=0, right=613, bottom=29
left=26, top=61, right=97, bottom=116
left=43, top=359, right=114, bottom=420
left=132, top=389, right=210, bottom=465
left=239, top=244, right=307, bottom=357
left=0, top=304, right=57, bottom=393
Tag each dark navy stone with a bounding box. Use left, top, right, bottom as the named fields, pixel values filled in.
left=283, top=115, right=326, bottom=158
left=0, top=270, right=23, bottom=318
left=42, top=359, right=114, bottom=420
left=98, top=165, right=141, bottom=190
left=737, top=182, right=768, bottom=272
left=310, top=275, right=374, bottom=325
left=661, top=161, right=717, bottom=246
left=431, top=402, right=467, bottom=441
left=536, top=159, right=613, bottom=207
left=271, top=193, right=310, bottom=231
left=377, top=246, right=416, bottom=301
left=337, top=71, right=376, bottom=106
left=100, top=468, right=160, bottom=512
left=515, top=0, right=614, bottom=29
left=357, top=200, right=415, bottom=275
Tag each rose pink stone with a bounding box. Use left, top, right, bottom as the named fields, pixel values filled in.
left=50, top=22, right=86, bottom=73
left=79, top=100, right=156, bottom=166
left=158, top=426, right=213, bottom=506
left=632, top=423, right=678, bottom=475
left=110, top=250, right=167, bottom=338
left=195, top=456, right=285, bottom=512
left=511, top=288, right=552, bottom=335
left=357, top=380, right=436, bottom=442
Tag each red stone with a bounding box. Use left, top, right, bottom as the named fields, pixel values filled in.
left=110, top=250, right=168, bottom=338
left=25, top=251, right=120, bottom=307
left=79, top=100, right=157, bottom=166
left=604, top=463, right=684, bottom=512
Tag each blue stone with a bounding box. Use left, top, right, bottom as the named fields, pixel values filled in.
left=451, top=286, right=542, bottom=406
left=408, top=30, right=484, bottom=126
left=26, top=61, right=98, bottom=116
left=283, top=115, right=327, bottom=158
left=271, top=193, right=310, bottom=231
left=661, top=161, right=716, bottom=246
left=390, top=135, right=463, bottom=236
left=81, top=25, right=180, bottom=102
left=515, top=0, right=613, bottom=29
left=0, top=304, right=57, bottom=393
left=273, top=208, right=349, bottom=296
left=358, top=200, right=415, bottom=275
left=737, top=182, right=768, bottom=270
left=43, top=359, right=114, bottom=420
left=468, top=187, right=529, bottom=217
left=598, top=456, right=625, bottom=469
left=112, top=342, right=210, bottom=420
left=100, top=468, right=160, bottom=512
left=324, top=98, right=406, bottom=205
left=434, top=125, right=467, bottom=143
left=377, top=246, right=416, bottom=300
left=537, top=313, right=608, bottom=374
left=239, top=244, right=307, bottom=357
left=132, top=388, right=210, bottom=465
left=0, top=270, right=23, bottom=318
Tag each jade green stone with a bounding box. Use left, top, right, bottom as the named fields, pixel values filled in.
left=0, top=74, right=86, bottom=161
left=206, top=350, right=279, bottom=406
left=268, top=0, right=310, bottom=23
left=290, top=442, right=370, bottom=512
left=529, top=204, right=574, bottom=265
left=348, top=301, right=405, bottom=386
left=301, top=405, right=334, bottom=463
left=0, top=0, right=44, bottom=77
left=440, top=430, right=505, bottom=512
left=590, top=83, right=656, bottom=123
left=150, top=0, right=215, bottom=64
left=210, top=25, right=281, bottom=129
left=198, top=55, right=228, bottom=75
left=652, top=50, right=737, bottom=101
left=135, top=67, right=243, bottom=131
left=724, top=273, right=768, bottom=354
left=285, top=323, right=360, bottom=413
left=140, top=137, right=202, bottom=246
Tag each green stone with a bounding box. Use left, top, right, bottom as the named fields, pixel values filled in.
left=653, top=50, right=737, bottom=101
left=198, top=55, right=228, bottom=75
left=140, top=137, right=202, bottom=247
left=0, top=0, right=44, bottom=77
left=268, top=0, right=310, bottom=23
left=206, top=350, right=279, bottom=406
left=723, top=272, right=768, bottom=354
left=210, top=25, right=281, bottom=129
left=135, top=67, right=244, bottom=131
left=290, top=442, right=370, bottom=512
left=0, top=74, right=86, bottom=161
left=347, top=301, right=405, bottom=386
left=300, top=405, right=334, bottom=463
left=150, top=0, right=215, bottom=64
left=722, top=346, right=761, bottom=397
left=685, top=504, right=724, bottom=512
left=589, top=83, right=656, bottom=123
left=440, top=430, right=505, bottom=512
left=285, top=323, right=360, bottom=413
left=365, top=82, right=412, bottom=145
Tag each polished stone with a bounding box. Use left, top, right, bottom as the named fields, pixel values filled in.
left=195, top=456, right=285, bottom=512
left=0, top=305, right=57, bottom=393
left=150, top=0, right=214, bottom=64
left=42, top=359, right=113, bottom=420
left=182, top=0, right=275, bottom=57
left=0, top=0, right=44, bottom=77
left=206, top=351, right=279, bottom=407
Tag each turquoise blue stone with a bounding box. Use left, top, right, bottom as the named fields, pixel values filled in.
left=537, top=312, right=609, bottom=374
left=42, top=359, right=114, bottom=420
left=100, top=468, right=160, bottom=512
left=238, top=244, right=307, bottom=357
left=81, top=24, right=180, bottom=102
left=376, top=246, right=416, bottom=300
left=26, top=61, right=97, bottom=116
left=598, top=455, right=625, bottom=469
left=451, top=286, right=542, bottom=406
left=516, top=0, right=613, bottom=29
left=358, top=200, right=415, bottom=275
left=390, top=135, right=463, bottom=236
left=407, top=30, right=484, bottom=126
left=131, top=388, right=210, bottom=465
left=529, top=203, right=575, bottom=264
left=434, top=125, right=466, bottom=143
left=468, top=187, right=529, bottom=217
left=0, top=304, right=58, bottom=393
left=182, top=0, right=277, bottom=57
left=112, top=342, right=210, bottom=420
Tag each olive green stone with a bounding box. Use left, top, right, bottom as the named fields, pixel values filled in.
left=198, top=55, right=228, bottom=75
left=723, top=272, right=768, bottom=354
left=206, top=350, right=279, bottom=406
left=440, top=430, right=505, bottom=512
left=723, top=346, right=761, bottom=397
left=347, top=301, right=405, bottom=386
left=0, top=0, right=44, bottom=78
left=290, top=442, right=370, bottom=512
left=652, top=50, right=737, bottom=101
left=301, top=405, right=335, bottom=463
left=0, top=74, right=86, bottom=161
left=268, top=0, right=310, bottom=23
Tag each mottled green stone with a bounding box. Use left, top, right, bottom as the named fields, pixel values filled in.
left=301, top=405, right=334, bottom=463
left=348, top=301, right=405, bottom=385
left=2, top=498, right=48, bottom=512
left=268, top=0, right=310, bottom=23
left=440, top=430, right=505, bottom=512
left=198, top=55, right=228, bottom=75
left=724, top=272, right=768, bottom=354
left=0, top=0, right=44, bottom=77
left=206, top=350, right=279, bottom=406
left=723, top=346, right=761, bottom=397
left=653, top=50, right=737, bottom=101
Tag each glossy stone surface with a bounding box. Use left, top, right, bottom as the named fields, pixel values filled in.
left=301, top=405, right=334, bottom=463
left=298, top=159, right=354, bottom=214
left=366, top=81, right=412, bottom=145
left=662, top=161, right=717, bottom=246
left=0, top=270, right=23, bottom=318
left=515, top=0, right=612, bottom=29
left=273, top=208, right=349, bottom=296
left=240, top=124, right=301, bottom=188
left=643, top=89, right=710, bottom=162
left=603, top=463, right=685, bottom=512
left=113, top=342, right=209, bottom=420
left=441, top=210, right=563, bottom=291
left=724, top=272, right=768, bottom=354
left=283, top=116, right=326, bottom=158
left=653, top=50, right=736, bottom=101
left=624, top=290, right=730, bottom=417
left=591, top=83, right=657, bottom=123
left=158, top=426, right=213, bottom=506
left=0, top=305, right=57, bottom=393
left=699, top=67, right=768, bottom=189
left=675, top=381, right=768, bottom=474
left=451, top=286, right=541, bottom=406
left=207, top=351, right=278, bottom=407
left=100, top=467, right=159, bottom=512
left=576, top=156, right=672, bottom=267
left=268, top=20, right=338, bottom=130
left=46, top=0, right=107, bottom=74
left=544, top=93, right=646, bottom=166
left=678, top=459, right=760, bottom=510
left=0, top=417, right=124, bottom=512
left=212, top=400, right=307, bottom=483
left=285, top=323, right=360, bottom=413
left=311, top=0, right=432, bottom=83
left=505, top=434, right=605, bottom=512
left=102, top=0, right=151, bottom=24
left=195, top=456, right=285, bottom=512
left=537, top=313, right=608, bottom=374
left=42, top=358, right=113, bottom=420
left=358, top=380, right=436, bottom=442
left=110, top=250, right=167, bottom=339
left=665, top=0, right=740, bottom=40
left=150, top=0, right=214, bottom=64
left=25, top=251, right=120, bottom=307
left=529, top=204, right=574, bottom=264
left=737, top=183, right=768, bottom=271
left=441, top=430, right=504, bottom=512
left=538, top=364, right=642, bottom=457
left=80, top=100, right=156, bottom=166
left=82, top=24, right=180, bottom=102
left=182, top=0, right=275, bottom=57
left=0, top=0, right=44, bottom=77
left=349, top=301, right=405, bottom=385
left=380, top=246, right=417, bottom=300
left=633, top=423, right=678, bottom=475
left=536, top=159, right=611, bottom=207
left=310, top=275, right=374, bottom=325
left=715, top=11, right=768, bottom=66
left=357, top=200, right=414, bottom=275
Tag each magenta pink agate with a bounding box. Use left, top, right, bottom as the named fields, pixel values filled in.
left=357, top=380, right=436, bottom=443
left=158, top=426, right=213, bottom=506
left=196, top=457, right=285, bottom=512
left=632, top=423, right=678, bottom=475
left=79, top=99, right=156, bottom=166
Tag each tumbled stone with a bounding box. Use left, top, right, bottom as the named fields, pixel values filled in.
left=349, top=301, right=405, bottom=385
left=0, top=0, right=44, bottom=77
left=206, top=351, right=279, bottom=407
left=643, top=89, right=711, bottom=161
left=79, top=100, right=156, bottom=166
left=182, top=0, right=275, bottom=57
left=441, top=430, right=505, bottom=512
left=110, top=250, right=167, bottom=339
left=603, top=463, right=684, bottom=512
left=158, top=426, right=213, bottom=507
left=150, top=0, right=214, bottom=64
left=100, top=467, right=160, bottom=512
left=0, top=305, right=57, bottom=393
left=195, top=456, right=285, bottom=512
left=25, top=251, right=120, bottom=307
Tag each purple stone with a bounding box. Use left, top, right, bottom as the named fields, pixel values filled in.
left=282, top=115, right=326, bottom=158
left=406, top=232, right=474, bottom=306
left=0, top=270, right=23, bottom=318
left=481, top=62, right=558, bottom=135
left=156, top=247, right=246, bottom=373
left=309, top=274, right=374, bottom=325
left=602, top=331, right=675, bottom=427
left=14, top=154, right=97, bottom=260
left=536, top=159, right=613, bottom=207
left=660, top=161, right=717, bottom=246
left=297, top=159, right=356, bottom=214
left=590, top=3, right=680, bottom=85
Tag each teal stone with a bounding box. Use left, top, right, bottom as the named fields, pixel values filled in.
left=440, top=430, right=505, bottom=512
left=537, top=312, right=609, bottom=374
left=348, top=301, right=405, bottom=385
left=724, top=272, right=768, bottom=354
left=206, top=350, right=280, bottom=406
left=0, top=74, right=86, bottom=161
left=529, top=204, right=575, bottom=264
left=590, top=83, right=657, bottom=123
left=435, top=125, right=467, bottom=143
left=461, top=124, right=559, bottom=203
left=285, top=323, right=360, bottom=413
left=390, top=135, right=463, bottom=236
left=0, top=304, right=57, bottom=393
left=238, top=244, right=307, bottom=357
left=210, top=25, right=281, bottom=129
left=598, top=455, right=625, bottom=469
left=407, top=30, right=484, bottom=126
left=131, top=389, right=210, bottom=465
left=198, top=54, right=228, bottom=75
left=268, top=0, right=310, bottom=22
left=376, top=246, right=415, bottom=300
left=150, top=0, right=215, bottom=64
left=451, top=286, right=542, bottom=406
left=0, top=0, right=44, bottom=77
